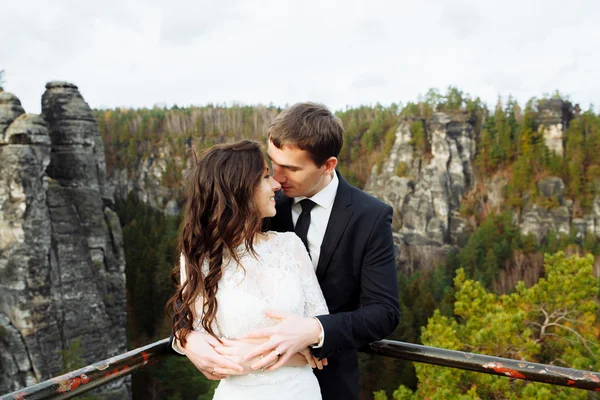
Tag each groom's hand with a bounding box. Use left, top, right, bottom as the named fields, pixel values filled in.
left=299, top=348, right=328, bottom=370
left=243, top=310, right=323, bottom=372
left=180, top=330, right=245, bottom=380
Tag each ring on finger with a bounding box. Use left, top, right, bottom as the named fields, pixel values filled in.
left=274, top=349, right=281, bottom=357
left=211, top=367, right=216, bottom=375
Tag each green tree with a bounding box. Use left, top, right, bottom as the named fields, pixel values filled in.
left=408, top=121, right=426, bottom=155
left=493, top=102, right=507, bottom=158
left=457, top=211, right=531, bottom=288
left=565, top=119, right=585, bottom=199
left=389, top=252, right=599, bottom=399
left=474, top=127, right=494, bottom=173
left=424, top=88, right=443, bottom=110
left=440, top=86, right=464, bottom=111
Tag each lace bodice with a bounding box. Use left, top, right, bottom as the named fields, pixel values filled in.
left=179, top=231, right=329, bottom=386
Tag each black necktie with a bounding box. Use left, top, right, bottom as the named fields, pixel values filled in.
left=295, top=199, right=316, bottom=255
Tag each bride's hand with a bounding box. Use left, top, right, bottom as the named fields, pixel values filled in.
left=215, top=339, right=324, bottom=373
left=178, top=331, right=245, bottom=379
left=214, top=340, right=270, bottom=374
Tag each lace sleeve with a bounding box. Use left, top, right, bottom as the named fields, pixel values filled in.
left=179, top=253, right=212, bottom=334
left=289, top=234, right=329, bottom=318
left=172, top=254, right=189, bottom=354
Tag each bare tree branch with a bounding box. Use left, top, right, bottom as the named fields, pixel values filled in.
left=527, top=305, right=598, bottom=360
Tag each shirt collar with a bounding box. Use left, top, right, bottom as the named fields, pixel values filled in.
left=293, top=172, right=339, bottom=210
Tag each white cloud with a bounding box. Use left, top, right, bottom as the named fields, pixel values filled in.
left=1, top=0, right=599, bottom=114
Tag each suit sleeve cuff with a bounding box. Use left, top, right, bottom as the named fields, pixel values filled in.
left=310, top=317, right=325, bottom=348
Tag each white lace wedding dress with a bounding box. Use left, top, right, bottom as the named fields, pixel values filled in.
left=181, top=231, right=329, bottom=399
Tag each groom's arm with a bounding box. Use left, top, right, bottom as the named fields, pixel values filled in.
left=243, top=204, right=400, bottom=370
left=313, top=204, right=400, bottom=359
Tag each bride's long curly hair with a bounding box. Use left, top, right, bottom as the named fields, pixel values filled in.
left=167, top=140, right=266, bottom=346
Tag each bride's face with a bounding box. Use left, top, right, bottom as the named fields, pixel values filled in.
left=254, top=165, right=281, bottom=218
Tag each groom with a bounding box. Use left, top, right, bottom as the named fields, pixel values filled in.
left=176, top=102, right=400, bottom=400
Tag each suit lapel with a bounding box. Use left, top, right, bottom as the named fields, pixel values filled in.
left=316, top=172, right=353, bottom=281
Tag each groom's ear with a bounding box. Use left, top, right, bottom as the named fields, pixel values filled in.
left=323, top=157, right=338, bottom=175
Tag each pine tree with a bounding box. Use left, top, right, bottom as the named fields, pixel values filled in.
left=388, top=252, right=599, bottom=400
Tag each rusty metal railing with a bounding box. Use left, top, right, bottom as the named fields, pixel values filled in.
left=364, top=340, right=600, bottom=391
left=1, top=339, right=169, bottom=400
left=3, top=338, right=600, bottom=399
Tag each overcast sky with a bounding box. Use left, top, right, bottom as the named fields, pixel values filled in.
left=2, top=0, right=599, bottom=114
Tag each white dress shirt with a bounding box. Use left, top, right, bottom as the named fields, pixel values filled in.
left=292, top=172, right=338, bottom=348
left=291, top=172, right=339, bottom=270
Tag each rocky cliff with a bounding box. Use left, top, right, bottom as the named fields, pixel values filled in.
left=111, top=144, right=188, bottom=216
left=364, top=112, right=476, bottom=274
left=0, top=83, right=128, bottom=397
left=365, top=100, right=600, bottom=279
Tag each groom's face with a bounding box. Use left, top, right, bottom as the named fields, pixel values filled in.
left=267, top=140, right=329, bottom=199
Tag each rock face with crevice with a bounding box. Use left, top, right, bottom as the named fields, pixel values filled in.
left=365, top=112, right=476, bottom=274
left=0, top=83, right=128, bottom=398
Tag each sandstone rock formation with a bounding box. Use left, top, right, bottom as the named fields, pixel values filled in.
left=518, top=176, right=600, bottom=242
left=0, top=83, right=128, bottom=398
left=537, top=99, right=573, bottom=157
left=111, top=145, right=187, bottom=216
left=365, top=112, right=476, bottom=274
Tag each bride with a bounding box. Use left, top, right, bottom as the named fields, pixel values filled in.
left=167, top=140, right=329, bottom=399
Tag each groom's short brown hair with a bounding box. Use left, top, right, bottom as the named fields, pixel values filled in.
left=268, top=102, right=344, bottom=166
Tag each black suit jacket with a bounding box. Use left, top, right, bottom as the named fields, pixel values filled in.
left=269, top=171, right=400, bottom=400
